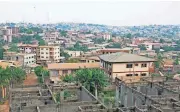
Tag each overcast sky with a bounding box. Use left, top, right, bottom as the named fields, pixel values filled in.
left=0, top=0, right=180, bottom=26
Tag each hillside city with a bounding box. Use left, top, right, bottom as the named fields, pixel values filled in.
left=0, top=22, right=180, bottom=112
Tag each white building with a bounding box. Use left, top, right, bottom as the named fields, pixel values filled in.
left=64, top=50, right=82, bottom=57
left=36, top=45, right=60, bottom=64
left=103, top=33, right=111, bottom=40
left=3, top=52, right=36, bottom=67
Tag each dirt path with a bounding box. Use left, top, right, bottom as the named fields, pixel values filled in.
left=23, top=73, right=38, bottom=85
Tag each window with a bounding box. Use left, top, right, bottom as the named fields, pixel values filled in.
left=41, top=48, right=43, bottom=50
left=126, top=74, right=132, bottom=77
left=126, top=64, right=133, bottom=68
left=41, top=52, right=44, bottom=54
left=46, top=48, right=48, bottom=50
left=46, top=57, right=48, bottom=58
left=135, top=64, right=138, bottom=66
left=134, top=74, right=138, bottom=76
left=46, top=52, right=48, bottom=54
left=141, top=63, right=147, bottom=67
left=62, top=70, right=68, bottom=74
left=141, top=73, right=147, bottom=76
left=41, top=56, right=44, bottom=58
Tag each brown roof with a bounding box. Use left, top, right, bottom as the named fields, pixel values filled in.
left=162, top=59, right=173, bottom=65
left=18, top=44, right=38, bottom=47
left=48, top=63, right=100, bottom=70
left=99, top=52, right=155, bottom=63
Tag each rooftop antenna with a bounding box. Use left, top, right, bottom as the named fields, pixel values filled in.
left=47, top=12, right=50, bottom=24
left=34, top=6, right=37, bottom=24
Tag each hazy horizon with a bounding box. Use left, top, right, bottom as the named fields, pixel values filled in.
left=0, top=0, right=180, bottom=26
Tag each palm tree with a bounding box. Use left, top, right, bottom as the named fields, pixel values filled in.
left=0, top=67, right=11, bottom=99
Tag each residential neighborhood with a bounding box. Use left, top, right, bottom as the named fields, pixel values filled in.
left=0, top=1, right=180, bottom=112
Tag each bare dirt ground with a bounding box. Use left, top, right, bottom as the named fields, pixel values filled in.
left=23, top=73, right=38, bottom=85
left=0, top=100, right=9, bottom=112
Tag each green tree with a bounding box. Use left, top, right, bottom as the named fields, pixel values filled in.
left=68, top=41, right=89, bottom=52
left=65, top=58, right=80, bottom=63
left=0, top=67, right=25, bottom=99
left=174, top=58, right=179, bottom=65
left=8, top=44, right=19, bottom=52
left=163, top=46, right=174, bottom=52
left=126, top=33, right=132, bottom=38
left=60, top=49, right=70, bottom=59
left=151, top=73, right=160, bottom=76
left=92, top=38, right=105, bottom=44
left=60, top=30, right=67, bottom=37
left=62, top=74, right=75, bottom=83
left=8, top=67, right=26, bottom=85
left=34, top=66, right=49, bottom=83
left=0, top=46, right=4, bottom=59
left=105, top=43, right=121, bottom=48
left=160, top=38, right=165, bottom=43
left=0, top=67, right=11, bottom=99
left=75, top=68, right=108, bottom=98
left=39, top=39, right=46, bottom=45
left=155, top=53, right=163, bottom=68
left=138, top=44, right=147, bottom=50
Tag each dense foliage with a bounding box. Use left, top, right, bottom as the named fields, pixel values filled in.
left=92, top=38, right=105, bottom=44
left=60, top=30, right=67, bottom=37
left=0, top=67, right=26, bottom=98
left=67, top=42, right=89, bottom=52
left=138, top=44, right=147, bottom=50
left=65, top=58, right=80, bottom=63
left=106, top=43, right=121, bottom=48
left=62, top=68, right=108, bottom=97
left=60, top=49, right=70, bottom=59
left=20, top=27, right=43, bottom=34
left=12, top=34, right=45, bottom=45
left=8, top=44, right=19, bottom=52
left=34, top=66, right=49, bottom=83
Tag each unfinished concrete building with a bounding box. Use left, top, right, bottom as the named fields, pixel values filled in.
left=115, top=76, right=180, bottom=112
left=9, top=83, right=109, bottom=112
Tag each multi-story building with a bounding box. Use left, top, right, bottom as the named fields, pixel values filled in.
left=103, top=33, right=111, bottom=40
left=142, top=42, right=161, bottom=50
left=36, top=45, right=60, bottom=64
left=43, top=31, right=59, bottom=42
left=99, top=52, right=155, bottom=82
left=2, top=28, right=12, bottom=43
left=96, top=48, right=140, bottom=55
left=7, top=27, right=19, bottom=35
left=3, top=52, right=36, bottom=67
left=18, top=44, right=38, bottom=54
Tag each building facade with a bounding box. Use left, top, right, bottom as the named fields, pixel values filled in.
left=3, top=52, right=36, bottom=67
left=36, top=45, right=60, bottom=64
left=99, top=52, right=155, bottom=82
left=43, top=31, right=59, bottom=42
left=18, top=44, right=38, bottom=54
left=47, top=63, right=100, bottom=83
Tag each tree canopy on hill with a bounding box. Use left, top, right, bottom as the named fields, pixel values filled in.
left=67, top=41, right=89, bottom=52
left=12, top=34, right=45, bottom=45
